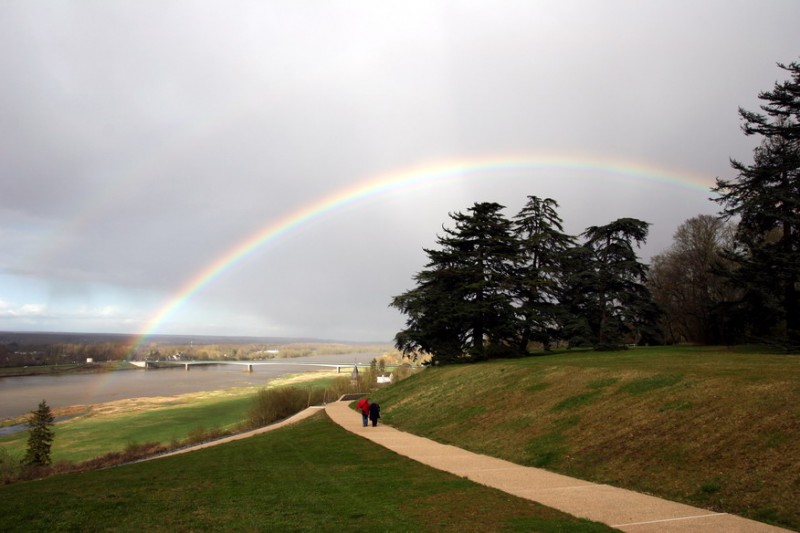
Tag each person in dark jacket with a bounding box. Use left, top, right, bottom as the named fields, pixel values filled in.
left=368, top=402, right=381, bottom=427
left=356, top=397, right=370, bottom=427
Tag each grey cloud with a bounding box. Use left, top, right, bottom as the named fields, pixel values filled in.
left=1, top=1, right=799, bottom=340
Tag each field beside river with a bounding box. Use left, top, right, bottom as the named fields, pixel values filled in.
left=0, top=372, right=338, bottom=463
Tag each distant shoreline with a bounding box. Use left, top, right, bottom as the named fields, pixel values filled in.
left=0, top=361, right=138, bottom=379
left=0, top=330, right=385, bottom=346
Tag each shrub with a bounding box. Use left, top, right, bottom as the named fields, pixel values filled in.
left=324, top=376, right=359, bottom=400
left=184, top=426, right=228, bottom=446
left=247, top=387, right=311, bottom=429
left=246, top=378, right=373, bottom=430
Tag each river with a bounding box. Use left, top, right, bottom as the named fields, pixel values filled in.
left=0, top=353, right=378, bottom=421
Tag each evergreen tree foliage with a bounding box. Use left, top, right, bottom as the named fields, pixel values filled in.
left=562, top=218, right=659, bottom=349
left=512, top=196, right=575, bottom=350
left=391, top=202, right=520, bottom=363
left=24, top=399, right=55, bottom=467
left=392, top=199, right=659, bottom=363
left=713, top=60, right=800, bottom=346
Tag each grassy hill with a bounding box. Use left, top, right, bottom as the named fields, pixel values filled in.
left=0, top=413, right=613, bottom=533
left=2, top=345, right=796, bottom=531
left=370, top=345, right=800, bottom=530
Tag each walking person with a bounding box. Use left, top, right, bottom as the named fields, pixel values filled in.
left=368, top=401, right=381, bottom=427
left=356, top=397, right=370, bottom=427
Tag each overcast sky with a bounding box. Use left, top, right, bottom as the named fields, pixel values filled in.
left=1, top=1, right=799, bottom=342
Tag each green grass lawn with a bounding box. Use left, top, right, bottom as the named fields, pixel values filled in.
left=1, top=391, right=254, bottom=463
left=58, top=394, right=253, bottom=461
left=3, top=345, right=797, bottom=530
left=1, top=373, right=349, bottom=463
left=370, top=345, right=800, bottom=531
left=0, top=413, right=613, bottom=533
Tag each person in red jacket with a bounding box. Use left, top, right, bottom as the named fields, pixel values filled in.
left=356, top=397, right=370, bottom=427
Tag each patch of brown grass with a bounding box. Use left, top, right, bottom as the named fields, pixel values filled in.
left=9, top=441, right=170, bottom=484
left=375, top=348, right=800, bottom=530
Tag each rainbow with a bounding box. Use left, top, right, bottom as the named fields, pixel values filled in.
left=127, top=153, right=715, bottom=354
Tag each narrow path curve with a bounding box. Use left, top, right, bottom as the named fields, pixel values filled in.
left=143, top=405, right=325, bottom=461
left=141, top=399, right=792, bottom=532
left=324, top=400, right=792, bottom=533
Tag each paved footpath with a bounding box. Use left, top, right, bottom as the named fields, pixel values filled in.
left=325, top=400, right=792, bottom=533
left=146, top=406, right=326, bottom=461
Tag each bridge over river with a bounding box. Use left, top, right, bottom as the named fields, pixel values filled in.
left=130, top=360, right=396, bottom=374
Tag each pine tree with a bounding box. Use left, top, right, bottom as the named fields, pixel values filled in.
left=563, top=218, right=659, bottom=349
left=391, top=202, right=521, bottom=363
left=512, top=196, right=575, bottom=350
left=713, top=60, right=800, bottom=346
left=392, top=200, right=662, bottom=359
left=24, top=399, right=55, bottom=467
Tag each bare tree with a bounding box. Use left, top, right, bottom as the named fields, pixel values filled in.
left=649, top=215, right=738, bottom=344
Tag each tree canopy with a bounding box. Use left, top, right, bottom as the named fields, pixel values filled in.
left=564, top=218, right=659, bottom=349
left=713, top=60, right=800, bottom=347
left=512, top=197, right=575, bottom=351
left=392, top=59, right=800, bottom=359
left=391, top=202, right=519, bottom=363
left=648, top=215, right=738, bottom=344
left=391, top=198, right=657, bottom=363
